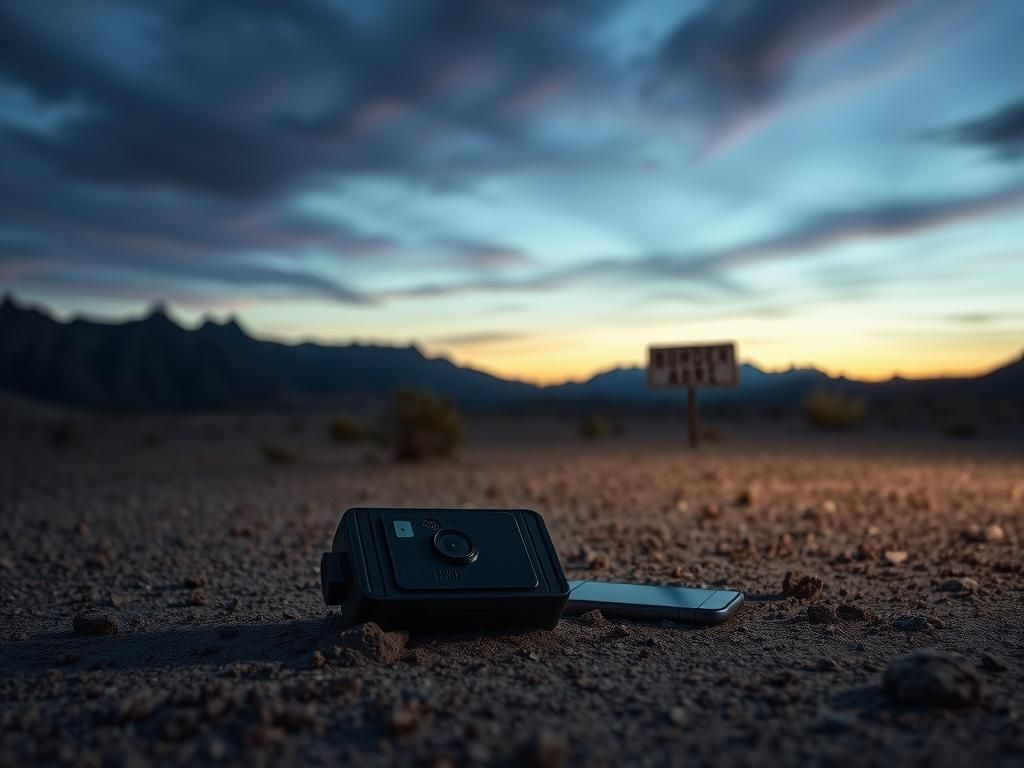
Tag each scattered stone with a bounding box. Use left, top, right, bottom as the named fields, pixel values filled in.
left=335, top=622, right=408, bottom=665
left=585, top=550, right=607, bottom=570
left=224, top=597, right=240, bottom=612
left=668, top=706, right=688, bottom=726
left=807, top=603, right=838, bottom=624
left=939, top=577, right=979, bottom=593
left=883, top=550, right=908, bottom=565
left=782, top=571, right=823, bottom=600
left=980, top=653, right=1008, bottom=673
left=578, top=609, right=607, bottom=627
left=311, top=650, right=326, bottom=669
left=608, top=623, right=631, bottom=638
left=893, top=615, right=931, bottom=632
left=963, top=524, right=1005, bottom=543
left=187, top=592, right=208, bottom=606
left=390, top=702, right=423, bottom=736
left=883, top=649, right=981, bottom=708
left=72, top=610, right=121, bottom=636
left=520, top=729, right=569, bottom=768
left=836, top=602, right=875, bottom=622
left=183, top=574, right=208, bottom=589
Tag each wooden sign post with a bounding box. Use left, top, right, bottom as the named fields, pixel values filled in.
left=647, top=342, right=739, bottom=449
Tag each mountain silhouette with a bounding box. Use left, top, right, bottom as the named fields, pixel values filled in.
left=0, top=296, right=1020, bottom=411
left=0, top=296, right=533, bottom=409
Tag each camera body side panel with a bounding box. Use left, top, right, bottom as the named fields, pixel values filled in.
left=328, top=507, right=569, bottom=631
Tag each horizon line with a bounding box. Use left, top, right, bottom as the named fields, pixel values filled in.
left=3, top=292, right=1021, bottom=388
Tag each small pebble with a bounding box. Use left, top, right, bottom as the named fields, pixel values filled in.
left=782, top=571, right=823, bottom=600
left=883, top=550, right=908, bottom=565
left=963, top=524, right=1005, bottom=543
left=938, top=577, right=978, bottom=593
left=893, top=615, right=931, bottom=632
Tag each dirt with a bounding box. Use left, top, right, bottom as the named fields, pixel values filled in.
left=1, top=414, right=1023, bottom=766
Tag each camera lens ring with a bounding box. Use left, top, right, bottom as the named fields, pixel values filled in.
left=432, top=528, right=478, bottom=565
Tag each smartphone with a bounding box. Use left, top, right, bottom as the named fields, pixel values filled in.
left=565, top=580, right=743, bottom=624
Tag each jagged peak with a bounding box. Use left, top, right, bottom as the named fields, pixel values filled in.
left=199, top=313, right=247, bottom=337
left=144, top=301, right=172, bottom=320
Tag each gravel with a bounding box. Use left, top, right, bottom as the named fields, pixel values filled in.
left=2, top=414, right=1021, bottom=766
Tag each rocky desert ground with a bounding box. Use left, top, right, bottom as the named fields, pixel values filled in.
left=1, top=411, right=1022, bottom=767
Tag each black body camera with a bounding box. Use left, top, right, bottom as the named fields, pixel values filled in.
left=320, top=507, right=569, bottom=631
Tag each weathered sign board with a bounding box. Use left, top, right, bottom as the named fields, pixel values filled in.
left=647, top=342, right=739, bottom=447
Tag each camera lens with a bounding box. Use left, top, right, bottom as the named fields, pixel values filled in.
left=432, top=529, right=478, bottom=565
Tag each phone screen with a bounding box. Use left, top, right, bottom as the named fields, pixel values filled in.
left=569, top=580, right=719, bottom=609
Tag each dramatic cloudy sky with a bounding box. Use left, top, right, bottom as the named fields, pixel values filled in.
left=2, top=0, right=1023, bottom=382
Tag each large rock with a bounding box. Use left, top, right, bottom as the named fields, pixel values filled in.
left=883, top=649, right=981, bottom=708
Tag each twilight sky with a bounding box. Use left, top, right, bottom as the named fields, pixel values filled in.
left=2, top=0, right=1023, bottom=383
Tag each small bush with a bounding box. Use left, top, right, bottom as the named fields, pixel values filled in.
left=329, top=415, right=373, bottom=443
left=390, top=389, right=463, bottom=461
left=580, top=414, right=610, bottom=439
left=259, top=441, right=299, bottom=464
left=803, top=390, right=866, bottom=431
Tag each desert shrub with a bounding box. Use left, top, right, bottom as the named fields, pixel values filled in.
left=329, top=414, right=374, bottom=443
left=803, top=390, right=866, bottom=431
left=259, top=441, right=299, bottom=464
left=944, top=417, right=979, bottom=439
left=389, top=389, right=463, bottom=461
left=580, top=414, right=610, bottom=439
